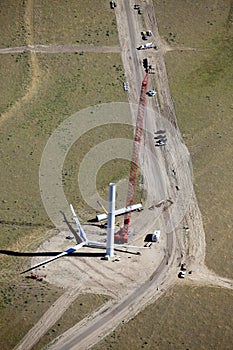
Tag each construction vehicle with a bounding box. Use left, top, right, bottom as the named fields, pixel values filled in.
left=141, top=31, right=152, bottom=40
left=147, top=89, right=157, bottom=97
left=152, top=230, right=160, bottom=242
left=137, top=42, right=153, bottom=50
left=181, top=263, right=187, bottom=271
left=178, top=270, right=186, bottom=278
left=27, top=273, right=47, bottom=281
left=142, top=58, right=148, bottom=71
left=110, top=1, right=117, bottom=9
left=115, top=73, right=149, bottom=244
left=178, top=262, right=187, bottom=278
left=144, top=230, right=160, bottom=243
left=123, top=82, right=129, bottom=91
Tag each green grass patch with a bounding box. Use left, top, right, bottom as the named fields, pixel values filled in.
left=34, top=0, right=118, bottom=46
left=93, top=284, right=233, bottom=350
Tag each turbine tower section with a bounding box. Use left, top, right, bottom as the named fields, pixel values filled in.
left=106, top=183, right=116, bottom=257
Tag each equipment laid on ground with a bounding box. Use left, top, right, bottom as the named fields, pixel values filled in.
left=96, top=203, right=142, bottom=222
left=97, top=200, right=120, bottom=226
left=21, top=184, right=150, bottom=274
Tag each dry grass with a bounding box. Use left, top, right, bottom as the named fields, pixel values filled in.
left=0, top=32, right=127, bottom=350
left=0, top=1, right=233, bottom=349
left=93, top=284, right=233, bottom=350
left=32, top=294, right=110, bottom=350
left=0, top=52, right=127, bottom=249
left=62, top=124, right=144, bottom=222
left=0, top=0, right=26, bottom=48
left=163, top=22, right=233, bottom=278
left=0, top=277, right=62, bottom=350
left=0, top=53, right=31, bottom=114
left=33, top=0, right=119, bottom=46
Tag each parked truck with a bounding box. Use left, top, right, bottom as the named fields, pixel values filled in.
left=137, top=42, right=153, bottom=50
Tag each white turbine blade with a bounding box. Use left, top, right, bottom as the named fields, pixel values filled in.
left=70, top=204, right=88, bottom=242
left=21, top=241, right=85, bottom=274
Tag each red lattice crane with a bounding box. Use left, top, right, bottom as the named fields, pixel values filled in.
left=115, top=72, right=149, bottom=244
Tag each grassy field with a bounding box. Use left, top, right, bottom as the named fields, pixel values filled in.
left=93, top=283, right=233, bottom=350
left=0, top=2, right=128, bottom=345
left=0, top=0, right=26, bottom=48
left=155, top=0, right=233, bottom=278
left=33, top=0, right=118, bottom=46
left=0, top=1, right=232, bottom=349
left=0, top=50, right=129, bottom=348
left=0, top=274, right=108, bottom=350
left=0, top=278, right=62, bottom=350
left=0, top=54, right=31, bottom=114
left=31, top=294, right=110, bottom=350
left=0, top=52, right=128, bottom=250
left=165, top=49, right=233, bottom=278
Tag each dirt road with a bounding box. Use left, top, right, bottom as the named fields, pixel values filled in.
left=43, top=0, right=200, bottom=348
left=13, top=1, right=232, bottom=350
left=0, top=44, right=121, bottom=54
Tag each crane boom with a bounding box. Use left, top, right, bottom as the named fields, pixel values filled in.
left=115, top=72, right=149, bottom=244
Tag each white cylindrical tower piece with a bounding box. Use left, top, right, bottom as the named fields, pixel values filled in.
left=106, top=183, right=116, bottom=257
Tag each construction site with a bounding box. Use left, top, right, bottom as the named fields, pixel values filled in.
left=0, top=1, right=232, bottom=350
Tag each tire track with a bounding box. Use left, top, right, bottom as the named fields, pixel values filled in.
left=0, top=0, right=45, bottom=127
left=14, top=286, right=81, bottom=350
left=0, top=44, right=121, bottom=54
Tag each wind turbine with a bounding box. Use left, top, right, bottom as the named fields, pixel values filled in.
left=21, top=184, right=148, bottom=274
